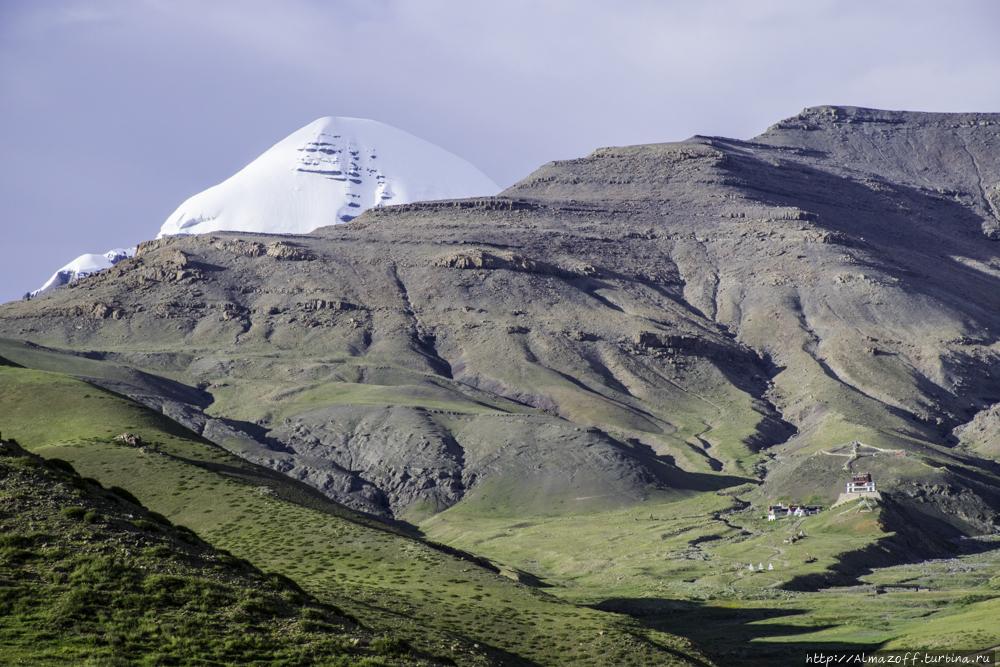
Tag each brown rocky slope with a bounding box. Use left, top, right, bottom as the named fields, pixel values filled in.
left=1, top=106, right=999, bottom=534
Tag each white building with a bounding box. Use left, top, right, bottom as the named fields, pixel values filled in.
left=846, top=473, right=876, bottom=494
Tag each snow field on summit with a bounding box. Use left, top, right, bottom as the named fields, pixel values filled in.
left=26, top=117, right=499, bottom=298
left=157, top=116, right=500, bottom=237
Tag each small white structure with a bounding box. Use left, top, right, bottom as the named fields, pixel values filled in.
left=832, top=472, right=883, bottom=507
left=748, top=564, right=754, bottom=571
left=768, top=504, right=823, bottom=518
left=768, top=563, right=773, bottom=570
left=855, top=497, right=877, bottom=513
left=846, top=473, right=876, bottom=494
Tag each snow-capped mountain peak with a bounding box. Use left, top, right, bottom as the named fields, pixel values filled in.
left=158, top=116, right=500, bottom=237
left=26, top=117, right=498, bottom=299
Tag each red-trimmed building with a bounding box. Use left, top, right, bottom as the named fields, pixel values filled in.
left=846, top=473, right=876, bottom=494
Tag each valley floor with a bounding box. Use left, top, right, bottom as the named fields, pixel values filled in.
left=422, top=495, right=1000, bottom=665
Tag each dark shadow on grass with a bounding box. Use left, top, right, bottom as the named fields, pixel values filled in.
left=0, top=353, right=26, bottom=368
left=591, top=597, right=882, bottom=667
left=782, top=495, right=1000, bottom=592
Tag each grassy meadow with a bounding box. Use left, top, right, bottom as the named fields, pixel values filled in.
left=3, top=350, right=1000, bottom=664
left=423, top=491, right=1000, bottom=663
left=0, top=362, right=712, bottom=666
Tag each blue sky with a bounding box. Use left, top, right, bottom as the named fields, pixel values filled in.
left=2, top=0, right=1000, bottom=304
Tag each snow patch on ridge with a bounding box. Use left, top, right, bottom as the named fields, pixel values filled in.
left=27, top=247, right=136, bottom=299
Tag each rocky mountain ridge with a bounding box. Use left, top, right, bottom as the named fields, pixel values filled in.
left=22, top=116, right=498, bottom=301
left=1, top=106, right=999, bottom=536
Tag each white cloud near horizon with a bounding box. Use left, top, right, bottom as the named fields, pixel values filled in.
left=2, top=0, right=1000, bottom=303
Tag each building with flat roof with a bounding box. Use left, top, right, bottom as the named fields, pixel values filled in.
left=832, top=472, right=882, bottom=507
left=846, top=473, right=876, bottom=494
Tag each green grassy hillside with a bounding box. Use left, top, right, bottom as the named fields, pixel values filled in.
left=0, top=438, right=415, bottom=666
left=0, top=362, right=713, bottom=666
